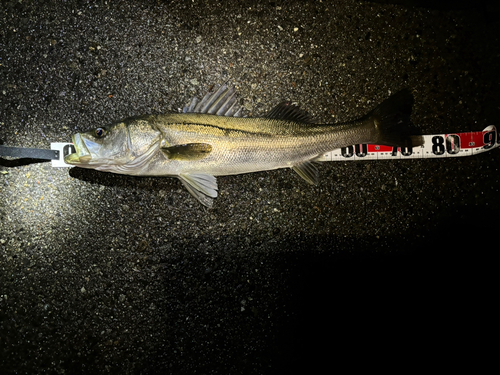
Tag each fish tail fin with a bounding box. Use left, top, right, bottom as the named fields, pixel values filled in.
left=367, top=89, right=424, bottom=148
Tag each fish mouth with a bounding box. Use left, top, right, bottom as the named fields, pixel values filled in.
left=64, top=133, right=92, bottom=164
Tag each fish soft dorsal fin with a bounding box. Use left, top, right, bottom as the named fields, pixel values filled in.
left=265, top=102, right=313, bottom=123
left=183, top=84, right=244, bottom=117
left=178, top=173, right=218, bottom=207
left=161, top=143, right=212, bottom=161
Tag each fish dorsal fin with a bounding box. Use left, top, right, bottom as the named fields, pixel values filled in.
left=183, top=84, right=244, bottom=117
left=178, top=173, right=218, bottom=207
left=292, top=160, right=320, bottom=185
left=265, top=102, right=313, bottom=123
left=161, top=143, right=212, bottom=161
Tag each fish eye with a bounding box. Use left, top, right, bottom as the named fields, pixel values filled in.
left=95, top=127, right=106, bottom=138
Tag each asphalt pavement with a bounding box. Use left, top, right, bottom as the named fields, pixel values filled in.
left=1, top=1, right=498, bottom=373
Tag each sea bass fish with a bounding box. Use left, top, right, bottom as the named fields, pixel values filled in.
left=65, top=84, right=423, bottom=207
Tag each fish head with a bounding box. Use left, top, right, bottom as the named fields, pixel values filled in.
left=64, top=117, right=162, bottom=173
left=64, top=121, right=132, bottom=167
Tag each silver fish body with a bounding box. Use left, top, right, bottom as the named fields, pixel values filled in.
left=65, top=85, right=422, bottom=206
left=137, top=113, right=374, bottom=175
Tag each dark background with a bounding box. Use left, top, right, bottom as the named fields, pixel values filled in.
left=1, top=0, right=498, bottom=373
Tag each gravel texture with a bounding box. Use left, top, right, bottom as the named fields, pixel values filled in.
left=1, top=0, right=498, bottom=373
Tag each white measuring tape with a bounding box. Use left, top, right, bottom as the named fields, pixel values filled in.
left=318, top=125, right=498, bottom=161
left=50, top=125, right=498, bottom=167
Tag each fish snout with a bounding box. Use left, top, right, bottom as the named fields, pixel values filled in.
left=64, top=133, right=92, bottom=164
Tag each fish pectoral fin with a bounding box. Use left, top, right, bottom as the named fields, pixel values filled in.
left=161, top=143, right=212, bottom=161
left=178, top=173, right=218, bottom=207
left=292, top=160, right=320, bottom=185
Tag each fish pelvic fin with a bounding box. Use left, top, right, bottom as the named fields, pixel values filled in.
left=179, top=173, right=218, bottom=207
left=367, top=89, right=424, bottom=148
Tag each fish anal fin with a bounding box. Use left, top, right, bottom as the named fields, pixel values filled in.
left=265, top=102, right=313, bottom=123
left=162, top=143, right=212, bottom=161
left=292, top=160, right=320, bottom=185
left=178, top=173, right=218, bottom=207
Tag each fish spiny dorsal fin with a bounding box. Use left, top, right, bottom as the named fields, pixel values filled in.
left=183, top=84, right=244, bottom=117
left=265, top=102, right=313, bottom=123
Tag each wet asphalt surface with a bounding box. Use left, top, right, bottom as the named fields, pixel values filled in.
left=1, top=1, right=499, bottom=374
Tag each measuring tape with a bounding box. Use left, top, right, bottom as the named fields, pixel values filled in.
left=46, top=125, right=499, bottom=167
left=2, top=125, right=495, bottom=166
left=318, top=125, right=499, bottom=161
